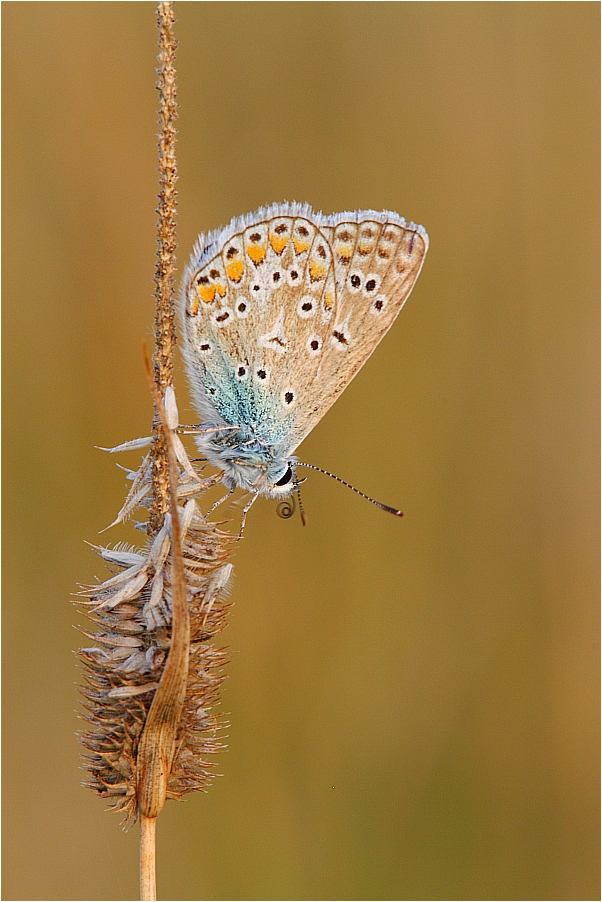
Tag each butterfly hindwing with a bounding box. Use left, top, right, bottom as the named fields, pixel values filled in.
left=181, top=208, right=337, bottom=446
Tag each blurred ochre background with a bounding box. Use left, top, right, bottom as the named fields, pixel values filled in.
left=3, top=3, right=599, bottom=900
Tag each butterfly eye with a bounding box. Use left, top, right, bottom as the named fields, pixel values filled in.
left=275, top=466, right=294, bottom=487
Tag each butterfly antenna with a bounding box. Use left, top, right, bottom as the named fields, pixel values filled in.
left=295, top=481, right=307, bottom=526
left=296, top=462, right=403, bottom=518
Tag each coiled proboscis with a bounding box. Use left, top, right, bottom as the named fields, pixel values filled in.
left=276, top=496, right=296, bottom=519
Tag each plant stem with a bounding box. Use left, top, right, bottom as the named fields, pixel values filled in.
left=149, top=0, right=178, bottom=535
left=138, top=6, right=179, bottom=900
left=136, top=352, right=190, bottom=821
left=140, top=814, right=157, bottom=900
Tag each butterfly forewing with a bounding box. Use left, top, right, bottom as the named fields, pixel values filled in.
left=286, top=214, right=428, bottom=450
left=181, top=203, right=428, bottom=456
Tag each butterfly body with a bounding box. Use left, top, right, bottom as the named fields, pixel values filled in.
left=180, top=202, right=428, bottom=501
left=194, top=425, right=295, bottom=497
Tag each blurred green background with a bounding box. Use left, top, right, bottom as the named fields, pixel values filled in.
left=3, top=3, right=599, bottom=900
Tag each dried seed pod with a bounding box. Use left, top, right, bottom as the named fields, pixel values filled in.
left=77, top=402, right=235, bottom=826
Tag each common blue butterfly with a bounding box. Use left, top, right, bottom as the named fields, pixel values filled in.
left=179, top=202, right=428, bottom=523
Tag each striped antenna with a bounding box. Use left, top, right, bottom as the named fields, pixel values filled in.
left=295, top=462, right=403, bottom=517
left=295, top=481, right=307, bottom=526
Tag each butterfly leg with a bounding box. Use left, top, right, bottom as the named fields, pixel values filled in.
left=205, top=487, right=235, bottom=519
left=239, top=492, right=259, bottom=538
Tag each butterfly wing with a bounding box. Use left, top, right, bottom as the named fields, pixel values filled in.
left=284, top=211, right=429, bottom=451
left=180, top=205, right=338, bottom=451
left=180, top=204, right=428, bottom=457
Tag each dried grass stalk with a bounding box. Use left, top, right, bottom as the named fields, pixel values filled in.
left=76, top=0, right=236, bottom=846
left=149, top=0, right=179, bottom=536
left=77, top=389, right=234, bottom=826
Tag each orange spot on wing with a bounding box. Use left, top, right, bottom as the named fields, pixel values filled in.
left=190, top=295, right=199, bottom=316
left=269, top=233, right=288, bottom=254
left=226, top=259, right=244, bottom=282
left=337, top=245, right=353, bottom=261
left=323, top=291, right=334, bottom=311
left=247, top=244, right=267, bottom=264
left=309, top=260, right=326, bottom=282
left=293, top=238, right=310, bottom=255
left=215, top=282, right=227, bottom=298
left=198, top=285, right=216, bottom=303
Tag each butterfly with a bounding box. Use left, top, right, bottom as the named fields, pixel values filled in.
left=179, top=202, right=428, bottom=524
